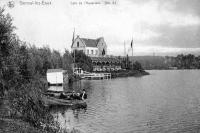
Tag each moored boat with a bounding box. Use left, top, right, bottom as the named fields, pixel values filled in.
left=42, top=89, right=87, bottom=108
left=43, top=95, right=87, bottom=108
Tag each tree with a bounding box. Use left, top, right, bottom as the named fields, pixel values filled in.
left=62, top=49, right=73, bottom=74
left=51, top=50, right=62, bottom=69
left=133, top=61, right=143, bottom=71
left=0, top=8, right=20, bottom=95
left=174, top=54, right=199, bottom=69
left=38, top=46, right=52, bottom=75
left=72, top=50, right=93, bottom=72
left=18, top=45, right=32, bottom=81
left=0, top=8, right=65, bottom=131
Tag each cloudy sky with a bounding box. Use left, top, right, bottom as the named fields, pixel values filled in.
left=1, top=0, right=200, bottom=56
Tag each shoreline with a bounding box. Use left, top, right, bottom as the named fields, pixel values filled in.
left=110, top=70, right=150, bottom=78
left=0, top=98, right=82, bottom=133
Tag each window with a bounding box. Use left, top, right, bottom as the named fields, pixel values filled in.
left=91, top=50, right=93, bottom=54
left=77, top=42, right=79, bottom=47
left=87, top=50, right=89, bottom=54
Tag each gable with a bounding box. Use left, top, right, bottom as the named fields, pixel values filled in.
left=97, top=37, right=106, bottom=48
left=72, top=38, right=85, bottom=48
left=72, top=36, right=106, bottom=48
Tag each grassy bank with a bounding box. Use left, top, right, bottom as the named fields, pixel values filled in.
left=0, top=76, right=82, bottom=133
left=0, top=118, right=81, bottom=133
left=0, top=118, right=43, bottom=133
left=0, top=95, right=82, bottom=133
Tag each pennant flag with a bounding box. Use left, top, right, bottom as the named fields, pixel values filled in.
left=131, top=38, right=133, bottom=48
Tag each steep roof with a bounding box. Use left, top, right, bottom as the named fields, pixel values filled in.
left=80, top=37, right=103, bottom=47
left=81, top=38, right=98, bottom=47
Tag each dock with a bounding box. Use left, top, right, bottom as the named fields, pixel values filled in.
left=73, top=67, right=111, bottom=80
left=82, top=73, right=111, bottom=80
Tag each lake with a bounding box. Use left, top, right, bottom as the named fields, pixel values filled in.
left=50, top=70, right=200, bottom=133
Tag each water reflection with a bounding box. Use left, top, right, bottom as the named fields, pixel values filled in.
left=51, top=106, right=87, bottom=131
left=48, top=86, right=64, bottom=92
left=50, top=70, right=200, bottom=133
left=48, top=80, right=83, bottom=92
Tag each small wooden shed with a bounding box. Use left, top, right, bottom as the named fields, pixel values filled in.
left=46, top=69, right=68, bottom=85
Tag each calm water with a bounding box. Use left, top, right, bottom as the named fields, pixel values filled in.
left=50, top=70, right=200, bottom=133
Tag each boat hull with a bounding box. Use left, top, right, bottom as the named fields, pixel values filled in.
left=43, top=96, right=87, bottom=108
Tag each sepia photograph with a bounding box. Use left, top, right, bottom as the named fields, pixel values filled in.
left=0, top=0, right=200, bottom=132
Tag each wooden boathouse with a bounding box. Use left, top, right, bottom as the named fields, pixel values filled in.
left=46, top=69, right=68, bottom=85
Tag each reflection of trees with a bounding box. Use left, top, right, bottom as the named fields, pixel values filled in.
left=51, top=107, right=87, bottom=131
left=73, top=109, right=79, bottom=119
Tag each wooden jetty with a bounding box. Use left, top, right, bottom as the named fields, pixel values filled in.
left=83, top=73, right=111, bottom=80
left=73, top=67, right=111, bottom=80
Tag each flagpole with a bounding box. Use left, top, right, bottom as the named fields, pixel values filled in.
left=124, top=41, right=126, bottom=57
left=72, top=28, right=76, bottom=68
left=131, top=37, right=133, bottom=57
left=130, top=37, right=133, bottom=69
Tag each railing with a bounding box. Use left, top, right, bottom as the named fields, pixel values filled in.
left=102, top=73, right=111, bottom=79
left=82, top=72, right=111, bottom=80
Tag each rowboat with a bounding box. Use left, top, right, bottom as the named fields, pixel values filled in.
left=42, top=95, right=87, bottom=108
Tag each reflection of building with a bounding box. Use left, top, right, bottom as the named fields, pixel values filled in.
left=71, top=35, right=107, bottom=57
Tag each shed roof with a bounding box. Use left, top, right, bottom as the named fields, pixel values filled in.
left=47, top=69, right=63, bottom=73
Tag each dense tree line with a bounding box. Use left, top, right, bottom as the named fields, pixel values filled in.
left=72, top=50, right=93, bottom=72
left=119, top=55, right=144, bottom=71
left=173, top=54, right=200, bottom=69
left=0, top=8, right=72, bottom=132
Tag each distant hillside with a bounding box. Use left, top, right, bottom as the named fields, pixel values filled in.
left=113, top=54, right=200, bottom=70
left=129, top=56, right=168, bottom=69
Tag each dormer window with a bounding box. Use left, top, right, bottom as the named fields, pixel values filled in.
left=77, top=42, right=79, bottom=47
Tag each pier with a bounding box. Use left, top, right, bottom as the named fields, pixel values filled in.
left=83, top=73, right=111, bottom=80
left=73, top=67, right=111, bottom=80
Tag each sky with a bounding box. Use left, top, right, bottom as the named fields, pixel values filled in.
left=0, top=0, right=200, bottom=56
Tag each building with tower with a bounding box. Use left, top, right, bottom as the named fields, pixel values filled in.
left=71, top=35, right=107, bottom=57
left=71, top=32, right=121, bottom=71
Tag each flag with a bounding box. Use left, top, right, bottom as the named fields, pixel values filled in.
left=131, top=38, right=133, bottom=57
left=131, top=38, right=133, bottom=48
